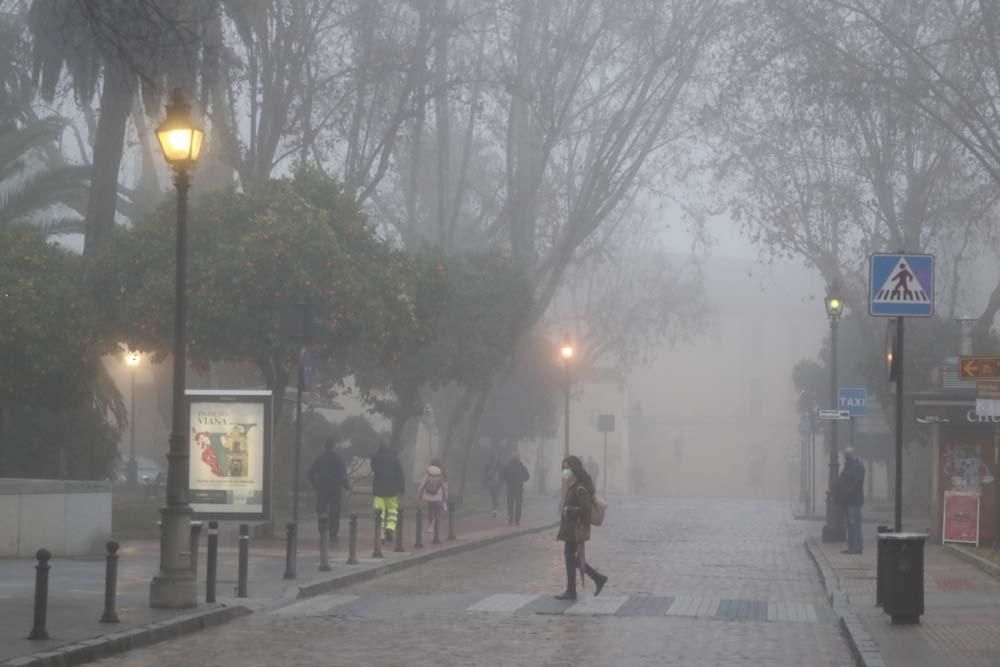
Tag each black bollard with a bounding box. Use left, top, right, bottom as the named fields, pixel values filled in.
left=100, top=541, right=120, bottom=623
left=433, top=509, right=441, bottom=545
left=372, top=509, right=384, bottom=559
left=283, top=522, right=297, bottom=580
left=206, top=521, right=218, bottom=604
left=394, top=507, right=405, bottom=553
left=347, top=514, right=359, bottom=565
left=447, top=504, right=456, bottom=542
left=319, top=514, right=331, bottom=572
left=189, top=522, right=202, bottom=579
left=414, top=506, right=424, bottom=549
left=28, top=549, right=51, bottom=640
left=237, top=524, right=249, bottom=598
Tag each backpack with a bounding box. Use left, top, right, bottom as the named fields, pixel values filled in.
left=424, top=477, right=442, bottom=496
left=590, top=494, right=607, bottom=526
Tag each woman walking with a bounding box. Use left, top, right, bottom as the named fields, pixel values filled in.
left=418, top=458, right=449, bottom=534
left=556, top=455, right=608, bottom=600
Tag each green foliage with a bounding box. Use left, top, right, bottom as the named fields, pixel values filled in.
left=0, top=225, right=123, bottom=478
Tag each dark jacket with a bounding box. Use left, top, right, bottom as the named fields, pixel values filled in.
left=502, top=459, right=530, bottom=488
left=307, top=450, right=349, bottom=495
left=371, top=447, right=405, bottom=497
left=837, top=457, right=865, bottom=507
left=557, top=478, right=592, bottom=543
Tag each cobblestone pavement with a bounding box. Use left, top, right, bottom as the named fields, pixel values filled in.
left=817, top=523, right=1000, bottom=667
left=92, top=498, right=854, bottom=667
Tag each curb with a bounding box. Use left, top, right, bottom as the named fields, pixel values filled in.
left=294, top=520, right=560, bottom=599
left=1, top=605, right=251, bottom=667
left=804, top=539, right=883, bottom=667
left=943, top=544, right=1000, bottom=578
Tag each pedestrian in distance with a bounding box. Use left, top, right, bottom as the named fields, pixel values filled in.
left=371, top=441, right=405, bottom=545
left=555, top=455, right=607, bottom=601
left=418, top=458, right=449, bottom=534
left=484, top=454, right=503, bottom=518
left=837, top=447, right=866, bottom=555
left=308, top=436, right=350, bottom=543
left=502, top=452, right=530, bottom=526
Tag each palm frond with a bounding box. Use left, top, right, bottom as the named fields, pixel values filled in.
left=0, top=164, right=90, bottom=226
left=0, top=117, right=66, bottom=181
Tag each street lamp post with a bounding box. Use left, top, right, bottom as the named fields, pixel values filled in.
left=560, top=335, right=575, bottom=458
left=125, top=351, right=141, bottom=488
left=149, top=89, right=204, bottom=609
left=821, top=292, right=845, bottom=543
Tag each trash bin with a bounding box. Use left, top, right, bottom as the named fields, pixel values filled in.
left=878, top=532, right=927, bottom=624
left=874, top=525, right=893, bottom=607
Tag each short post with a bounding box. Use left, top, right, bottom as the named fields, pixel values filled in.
left=28, top=549, right=51, bottom=640
left=347, top=514, right=359, bottom=565
left=372, top=509, right=384, bottom=558
left=283, top=522, right=297, bottom=580
left=189, top=521, right=203, bottom=578
left=206, top=521, right=218, bottom=604
left=432, top=510, right=441, bottom=545
left=319, top=514, right=331, bottom=572
left=237, top=524, right=249, bottom=598
left=100, top=541, right=120, bottom=623
left=414, top=506, right=424, bottom=549
left=394, top=507, right=405, bottom=553
left=447, top=504, right=457, bottom=542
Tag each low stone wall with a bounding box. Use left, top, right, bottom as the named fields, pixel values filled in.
left=0, top=479, right=112, bottom=558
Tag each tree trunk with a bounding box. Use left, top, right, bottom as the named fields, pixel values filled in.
left=457, top=386, right=489, bottom=497
left=83, top=60, right=134, bottom=258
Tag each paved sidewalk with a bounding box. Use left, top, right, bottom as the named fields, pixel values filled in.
left=811, top=523, right=1000, bottom=666
left=0, top=498, right=556, bottom=666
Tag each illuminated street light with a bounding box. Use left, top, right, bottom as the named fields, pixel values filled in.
left=560, top=335, right=575, bottom=458
left=821, top=286, right=845, bottom=543
left=125, top=350, right=141, bottom=488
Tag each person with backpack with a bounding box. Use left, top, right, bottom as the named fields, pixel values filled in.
left=307, top=436, right=350, bottom=543
left=484, top=454, right=503, bottom=518
left=371, top=441, right=405, bottom=544
left=418, top=458, right=449, bottom=534
left=555, top=455, right=607, bottom=601
left=502, top=452, right=530, bottom=526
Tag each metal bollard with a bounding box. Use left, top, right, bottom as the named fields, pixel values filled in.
left=237, top=524, right=249, bottom=598
left=347, top=514, right=359, bottom=565
left=433, top=510, right=441, bottom=545
left=372, top=509, right=384, bottom=558
left=189, top=521, right=202, bottom=578
left=414, top=506, right=424, bottom=549
left=319, top=514, right=331, bottom=572
left=100, top=541, right=120, bottom=623
left=394, top=507, right=405, bottom=553
left=28, top=549, right=51, bottom=640
left=206, top=521, right=218, bottom=604
left=283, top=522, right=297, bottom=580
left=447, top=505, right=456, bottom=541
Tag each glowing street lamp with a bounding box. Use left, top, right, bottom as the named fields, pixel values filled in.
left=560, top=335, right=575, bottom=458
left=125, top=350, right=141, bottom=488
left=822, top=286, right=846, bottom=543
left=150, top=89, right=203, bottom=609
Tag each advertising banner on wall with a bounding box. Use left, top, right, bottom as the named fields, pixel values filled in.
left=942, top=491, right=980, bottom=546
left=186, top=390, right=272, bottom=521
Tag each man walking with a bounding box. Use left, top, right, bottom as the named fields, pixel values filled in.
left=837, top=447, right=866, bottom=555
left=502, top=452, right=530, bottom=526
left=371, top=441, right=405, bottom=544
left=308, top=437, right=350, bottom=543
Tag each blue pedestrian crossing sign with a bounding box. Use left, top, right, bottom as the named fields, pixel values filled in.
left=869, top=253, right=935, bottom=317
left=838, top=387, right=867, bottom=418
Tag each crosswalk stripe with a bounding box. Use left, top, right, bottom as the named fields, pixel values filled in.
left=273, top=594, right=359, bottom=617
left=467, top=593, right=540, bottom=613
left=565, top=595, right=629, bottom=616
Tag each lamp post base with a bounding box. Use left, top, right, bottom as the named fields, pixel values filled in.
left=150, top=506, right=197, bottom=609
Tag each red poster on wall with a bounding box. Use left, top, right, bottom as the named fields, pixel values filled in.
left=942, top=491, right=981, bottom=546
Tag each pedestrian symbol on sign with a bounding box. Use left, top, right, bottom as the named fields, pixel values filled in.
left=874, top=259, right=928, bottom=303
left=869, top=253, right=935, bottom=317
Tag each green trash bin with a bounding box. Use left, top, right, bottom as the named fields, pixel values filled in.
left=879, top=532, right=927, bottom=624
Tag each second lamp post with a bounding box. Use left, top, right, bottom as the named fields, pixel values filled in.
left=560, top=335, right=575, bottom=458
left=821, top=291, right=845, bottom=543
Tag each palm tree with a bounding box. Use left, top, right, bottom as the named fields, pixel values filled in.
left=0, top=117, right=89, bottom=234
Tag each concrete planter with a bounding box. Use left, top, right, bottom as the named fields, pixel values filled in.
left=0, top=479, right=111, bottom=558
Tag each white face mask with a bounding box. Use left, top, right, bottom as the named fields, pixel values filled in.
left=561, top=468, right=572, bottom=481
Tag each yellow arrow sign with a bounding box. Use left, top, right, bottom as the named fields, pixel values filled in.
left=960, top=356, right=1000, bottom=380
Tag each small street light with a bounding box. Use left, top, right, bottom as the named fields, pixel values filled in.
left=125, top=350, right=141, bottom=489
left=560, top=335, right=575, bottom=458
left=821, top=286, right=846, bottom=543
left=150, top=89, right=202, bottom=609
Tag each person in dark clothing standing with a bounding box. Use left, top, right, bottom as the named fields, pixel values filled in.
left=837, top=447, right=866, bottom=555
left=371, top=441, right=405, bottom=544
left=556, top=455, right=607, bottom=600
left=502, top=452, right=530, bottom=526
left=308, top=437, right=350, bottom=542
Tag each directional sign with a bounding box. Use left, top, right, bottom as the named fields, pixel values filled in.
left=978, top=381, right=1000, bottom=399
left=838, top=387, right=867, bottom=418
left=596, top=414, right=615, bottom=433
left=960, top=356, right=1000, bottom=381
left=818, top=409, right=851, bottom=421
left=869, top=253, right=935, bottom=317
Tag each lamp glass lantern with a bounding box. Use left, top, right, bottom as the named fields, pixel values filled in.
left=560, top=338, right=575, bottom=361
left=126, top=350, right=141, bottom=367
left=155, top=92, right=204, bottom=167
left=824, top=295, right=844, bottom=319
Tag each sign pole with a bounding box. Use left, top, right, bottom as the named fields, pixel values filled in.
left=602, top=431, right=608, bottom=497
left=894, top=316, right=904, bottom=533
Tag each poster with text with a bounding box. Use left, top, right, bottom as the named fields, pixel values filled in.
left=187, top=390, right=272, bottom=520
left=942, top=491, right=980, bottom=546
